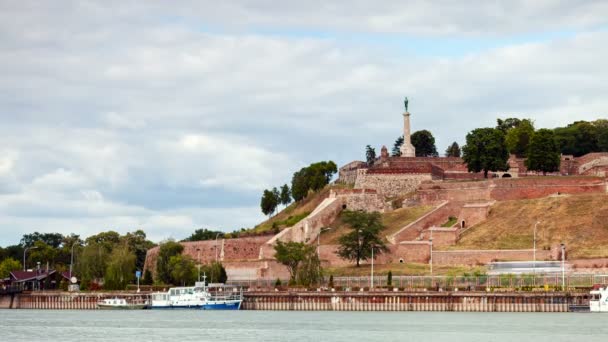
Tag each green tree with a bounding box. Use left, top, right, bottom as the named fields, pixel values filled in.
left=279, top=184, right=292, bottom=206
left=365, top=145, right=376, bottom=166
left=295, top=247, right=322, bottom=287
left=392, top=136, right=404, bottom=156
left=260, top=189, right=279, bottom=217
left=554, top=121, right=599, bottom=156
left=525, top=129, right=561, bottom=175
left=168, top=254, right=197, bottom=286
left=596, top=119, right=608, bottom=151
left=183, top=228, right=224, bottom=242
left=411, top=130, right=438, bottom=157
left=156, top=240, right=184, bottom=285
left=201, top=261, right=228, bottom=284
left=387, top=270, right=393, bottom=287
left=445, top=142, right=461, bottom=157
left=121, top=230, right=155, bottom=272
left=142, top=269, right=154, bottom=285
left=291, top=161, right=338, bottom=201
left=496, top=118, right=522, bottom=133
left=20, top=232, right=64, bottom=248
left=462, top=128, right=509, bottom=178
left=0, top=258, right=21, bottom=278
left=505, top=119, right=535, bottom=157
left=337, top=210, right=388, bottom=267
left=274, top=241, right=310, bottom=283
left=85, top=231, right=121, bottom=252
left=104, top=244, right=136, bottom=290
left=77, top=243, right=108, bottom=286
left=27, top=241, right=58, bottom=269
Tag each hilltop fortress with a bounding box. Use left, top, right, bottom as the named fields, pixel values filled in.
left=144, top=106, right=608, bottom=281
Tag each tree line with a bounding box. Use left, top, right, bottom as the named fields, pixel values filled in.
left=260, top=161, right=337, bottom=217
left=364, top=118, right=608, bottom=177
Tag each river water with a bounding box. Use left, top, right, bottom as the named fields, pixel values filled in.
left=1, top=310, right=606, bottom=341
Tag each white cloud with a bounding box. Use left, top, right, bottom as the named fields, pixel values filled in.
left=0, top=1, right=607, bottom=245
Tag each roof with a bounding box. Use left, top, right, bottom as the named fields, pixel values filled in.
left=9, top=270, right=57, bottom=283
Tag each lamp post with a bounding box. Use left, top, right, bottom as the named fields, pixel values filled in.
left=317, top=227, right=332, bottom=285
left=560, top=243, right=566, bottom=290
left=215, top=233, right=221, bottom=262
left=429, top=238, right=433, bottom=278
left=69, top=242, right=78, bottom=279
left=23, top=246, right=38, bottom=271
left=371, top=246, right=374, bottom=289
left=196, top=248, right=201, bottom=282
left=533, top=221, right=540, bottom=280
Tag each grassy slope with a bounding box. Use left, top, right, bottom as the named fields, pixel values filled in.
left=448, top=193, right=608, bottom=259
left=251, top=185, right=351, bottom=234
left=320, top=205, right=434, bottom=245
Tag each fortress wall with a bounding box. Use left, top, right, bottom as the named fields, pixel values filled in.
left=432, top=249, right=552, bottom=266
left=457, top=203, right=493, bottom=229
left=390, top=201, right=462, bottom=243
left=420, top=228, right=458, bottom=247
left=418, top=177, right=606, bottom=204
left=143, top=236, right=269, bottom=275
left=319, top=242, right=430, bottom=266
left=338, top=161, right=366, bottom=185
left=225, top=260, right=290, bottom=281
left=355, top=173, right=431, bottom=197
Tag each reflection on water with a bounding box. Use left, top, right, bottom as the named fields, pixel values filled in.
left=1, top=310, right=607, bottom=342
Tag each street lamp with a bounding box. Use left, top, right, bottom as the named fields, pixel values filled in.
left=196, top=248, right=201, bottom=282
left=560, top=243, right=566, bottom=290
left=23, top=246, right=38, bottom=271
left=318, top=227, right=332, bottom=285
left=69, top=242, right=78, bottom=279
left=429, top=238, right=433, bottom=278
left=371, top=245, right=374, bottom=289
left=533, top=221, right=540, bottom=276
left=215, top=233, right=221, bottom=262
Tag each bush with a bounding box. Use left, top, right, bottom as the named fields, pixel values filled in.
left=387, top=271, right=392, bottom=287
left=328, top=275, right=334, bottom=288
left=275, top=278, right=282, bottom=287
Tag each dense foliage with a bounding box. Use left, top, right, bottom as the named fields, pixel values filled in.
left=183, top=228, right=225, bottom=242
left=445, top=141, right=461, bottom=157
left=392, top=136, right=404, bottom=156
left=411, top=130, right=438, bottom=157
left=291, top=161, right=337, bottom=202
left=337, top=210, right=388, bottom=267
left=462, top=128, right=510, bottom=178
left=526, top=129, right=561, bottom=175
left=365, top=145, right=376, bottom=166
left=274, top=240, right=321, bottom=285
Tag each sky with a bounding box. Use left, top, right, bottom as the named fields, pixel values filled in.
left=1, top=0, right=607, bottom=245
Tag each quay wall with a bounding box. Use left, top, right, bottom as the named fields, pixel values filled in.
left=241, top=291, right=587, bottom=312
left=1, top=291, right=588, bottom=312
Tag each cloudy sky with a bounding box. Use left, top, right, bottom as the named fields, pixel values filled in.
left=1, top=1, right=607, bottom=245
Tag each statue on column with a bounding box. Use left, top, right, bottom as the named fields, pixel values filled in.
left=404, top=97, right=409, bottom=112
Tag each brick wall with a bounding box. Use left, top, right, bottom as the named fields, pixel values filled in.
left=420, top=228, right=458, bottom=247
left=389, top=201, right=461, bottom=243
left=457, top=202, right=493, bottom=229
left=338, top=161, right=366, bottom=185
left=432, top=249, right=552, bottom=266
left=355, top=172, right=432, bottom=197
left=319, top=242, right=430, bottom=266
left=418, top=177, right=606, bottom=205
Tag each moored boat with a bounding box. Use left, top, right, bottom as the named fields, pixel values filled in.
left=590, top=286, right=608, bottom=312
left=97, top=297, right=148, bottom=310
left=150, top=281, right=242, bottom=310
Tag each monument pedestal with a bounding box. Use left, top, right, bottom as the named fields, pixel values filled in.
left=400, top=111, right=416, bottom=157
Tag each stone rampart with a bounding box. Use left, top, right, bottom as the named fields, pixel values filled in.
left=355, top=172, right=432, bottom=197
left=432, top=249, right=552, bottom=266
left=418, top=177, right=606, bottom=205
left=319, top=242, right=430, bottom=266
left=338, top=161, right=366, bottom=185
left=389, top=201, right=461, bottom=243
left=421, top=228, right=458, bottom=247
left=330, top=189, right=386, bottom=212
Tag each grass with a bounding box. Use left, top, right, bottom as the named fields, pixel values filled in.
left=324, top=263, right=487, bottom=277
left=441, top=216, right=458, bottom=227
left=447, top=193, right=608, bottom=258
left=320, top=205, right=434, bottom=245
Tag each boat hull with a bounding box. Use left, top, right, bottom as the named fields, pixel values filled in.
left=201, top=301, right=242, bottom=310
left=97, top=304, right=148, bottom=310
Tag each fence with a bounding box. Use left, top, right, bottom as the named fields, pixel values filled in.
left=228, top=274, right=608, bottom=290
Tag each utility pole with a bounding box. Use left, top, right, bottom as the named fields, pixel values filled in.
left=561, top=243, right=566, bottom=290
left=371, top=246, right=374, bottom=289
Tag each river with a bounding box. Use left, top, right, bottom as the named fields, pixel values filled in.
left=1, top=310, right=606, bottom=341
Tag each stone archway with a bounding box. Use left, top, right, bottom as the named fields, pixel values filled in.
left=502, top=173, right=512, bottom=178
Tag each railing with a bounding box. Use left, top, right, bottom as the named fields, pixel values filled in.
left=227, top=274, right=608, bottom=290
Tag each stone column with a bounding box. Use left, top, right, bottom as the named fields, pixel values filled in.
left=400, top=112, right=416, bottom=157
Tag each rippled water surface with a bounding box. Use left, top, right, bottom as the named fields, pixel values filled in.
left=2, top=310, right=607, bottom=342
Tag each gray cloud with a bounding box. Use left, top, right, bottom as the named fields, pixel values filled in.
left=0, top=1, right=607, bottom=245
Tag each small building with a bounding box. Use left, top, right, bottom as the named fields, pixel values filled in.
left=9, top=270, right=63, bottom=291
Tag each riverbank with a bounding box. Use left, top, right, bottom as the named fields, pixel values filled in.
left=0, top=290, right=590, bottom=312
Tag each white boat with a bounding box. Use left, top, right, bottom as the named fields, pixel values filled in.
left=150, top=281, right=242, bottom=310
left=590, top=286, right=608, bottom=312
left=97, top=297, right=148, bottom=310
